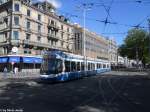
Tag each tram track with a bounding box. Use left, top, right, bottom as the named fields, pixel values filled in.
left=69, top=77, right=102, bottom=112
left=69, top=72, right=146, bottom=112
left=105, top=72, right=145, bottom=112
left=69, top=74, right=130, bottom=112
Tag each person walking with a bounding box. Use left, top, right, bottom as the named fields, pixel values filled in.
left=3, top=67, right=8, bottom=78
left=14, top=67, right=18, bottom=74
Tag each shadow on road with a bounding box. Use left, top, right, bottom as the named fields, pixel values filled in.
left=0, top=75, right=149, bottom=112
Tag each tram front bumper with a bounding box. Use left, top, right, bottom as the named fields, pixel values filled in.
left=39, top=75, right=58, bottom=82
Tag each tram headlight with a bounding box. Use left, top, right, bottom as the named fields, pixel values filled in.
left=55, top=74, right=59, bottom=77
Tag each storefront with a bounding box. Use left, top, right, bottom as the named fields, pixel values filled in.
left=0, top=55, right=42, bottom=72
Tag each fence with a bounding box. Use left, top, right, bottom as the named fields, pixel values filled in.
left=0, top=68, right=41, bottom=79
left=111, top=66, right=150, bottom=72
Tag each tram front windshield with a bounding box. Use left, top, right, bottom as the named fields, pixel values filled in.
left=41, top=58, right=63, bottom=74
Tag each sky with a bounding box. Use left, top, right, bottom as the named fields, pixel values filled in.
left=34, top=0, right=150, bottom=45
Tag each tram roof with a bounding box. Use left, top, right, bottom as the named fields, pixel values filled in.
left=43, top=50, right=109, bottom=63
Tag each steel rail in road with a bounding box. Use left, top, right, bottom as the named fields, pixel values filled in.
left=106, top=73, right=145, bottom=112
left=69, top=76, right=103, bottom=112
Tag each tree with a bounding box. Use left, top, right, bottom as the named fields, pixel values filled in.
left=118, top=28, right=149, bottom=66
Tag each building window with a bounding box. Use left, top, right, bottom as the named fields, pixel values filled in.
left=51, top=40, right=56, bottom=46
left=4, top=18, right=8, bottom=26
left=38, top=24, right=41, bottom=32
left=51, top=20, right=54, bottom=25
left=5, top=32, right=7, bottom=40
left=14, top=3, right=19, bottom=11
left=48, top=39, right=51, bottom=43
left=38, top=14, right=41, bottom=21
left=55, top=41, right=57, bottom=46
left=27, top=21, right=30, bottom=29
left=27, top=9, right=31, bottom=16
left=61, top=25, right=63, bottom=30
left=14, top=16, right=19, bottom=26
left=67, top=34, right=70, bottom=40
left=61, top=33, right=63, bottom=39
left=37, top=36, right=41, bottom=41
left=67, top=28, right=69, bottom=32
left=13, top=31, right=19, bottom=40
left=26, top=34, right=30, bottom=40
left=61, top=41, right=63, bottom=47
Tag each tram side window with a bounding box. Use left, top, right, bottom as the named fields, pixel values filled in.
left=91, top=63, right=93, bottom=70
left=65, top=61, right=70, bottom=72
left=88, top=63, right=91, bottom=70
left=97, top=64, right=99, bottom=69
left=107, top=64, right=109, bottom=68
left=77, top=62, right=81, bottom=71
left=100, top=64, right=102, bottom=68
left=103, top=64, right=106, bottom=68
left=92, top=63, right=95, bottom=70
left=71, top=61, right=76, bottom=71
left=81, top=62, right=84, bottom=71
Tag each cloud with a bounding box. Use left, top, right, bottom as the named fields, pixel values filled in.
left=34, top=0, right=62, bottom=8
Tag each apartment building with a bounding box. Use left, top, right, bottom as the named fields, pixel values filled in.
left=74, top=24, right=109, bottom=60
left=0, top=0, right=75, bottom=71
left=0, top=0, right=74, bottom=56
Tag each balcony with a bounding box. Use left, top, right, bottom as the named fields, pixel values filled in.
left=12, top=24, right=21, bottom=29
left=23, top=40, right=44, bottom=47
left=23, top=40, right=58, bottom=49
left=25, top=28, right=32, bottom=33
left=47, top=23, right=59, bottom=31
left=47, top=33, right=59, bottom=40
left=0, top=42, right=9, bottom=46
left=11, top=39, right=20, bottom=46
left=12, top=11, right=22, bottom=16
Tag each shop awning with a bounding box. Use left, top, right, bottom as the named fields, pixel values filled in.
left=9, top=56, right=20, bottom=63
left=23, top=57, right=42, bottom=64
left=0, top=57, right=8, bottom=63
left=34, top=58, right=42, bottom=64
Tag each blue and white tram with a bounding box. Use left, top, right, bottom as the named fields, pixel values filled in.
left=40, top=50, right=111, bottom=82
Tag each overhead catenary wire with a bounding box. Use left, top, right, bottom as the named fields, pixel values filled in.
left=80, top=0, right=150, bottom=5
left=57, top=0, right=150, bottom=36
left=58, top=9, right=149, bottom=29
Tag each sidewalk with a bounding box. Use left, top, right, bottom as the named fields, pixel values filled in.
left=0, top=72, right=40, bottom=80
left=102, top=71, right=149, bottom=76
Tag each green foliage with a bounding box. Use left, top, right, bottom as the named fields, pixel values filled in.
left=118, top=28, right=150, bottom=65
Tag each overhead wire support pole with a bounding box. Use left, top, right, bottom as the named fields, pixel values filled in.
left=148, top=19, right=150, bottom=57
left=83, top=9, right=86, bottom=71
left=76, top=3, right=92, bottom=72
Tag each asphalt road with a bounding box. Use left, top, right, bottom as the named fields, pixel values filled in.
left=0, top=72, right=150, bottom=112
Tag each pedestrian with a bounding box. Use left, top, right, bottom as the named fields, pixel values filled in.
left=14, top=67, right=17, bottom=74
left=3, top=67, right=7, bottom=77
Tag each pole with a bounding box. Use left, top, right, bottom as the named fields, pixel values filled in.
left=136, top=46, right=139, bottom=68
left=9, top=1, right=13, bottom=54
left=83, top=9, right=86, bottom=71
left=148, top=19, right=150, bottom=56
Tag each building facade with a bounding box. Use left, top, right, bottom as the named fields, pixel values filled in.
left=74, top=24, right=109, bottom=60
left=0, top=0, right=74, bottom=56
left=107, top=38, right=118, bottom=65
left=0, top=0, right=119, bottom=72
left=117, top=56, right=137, bottom=67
